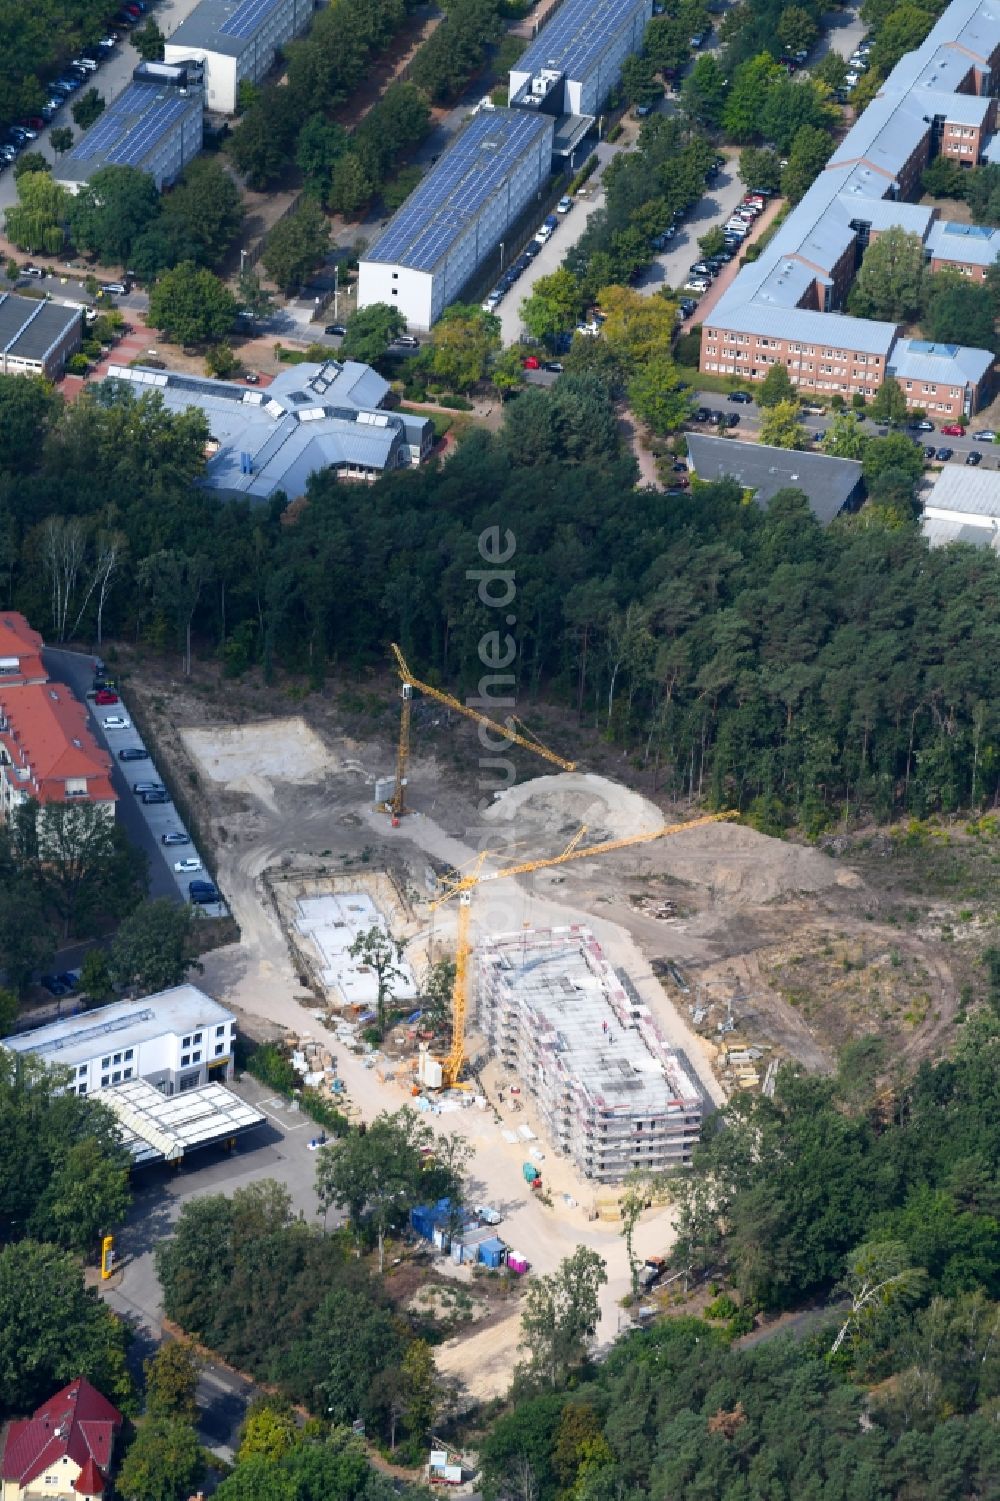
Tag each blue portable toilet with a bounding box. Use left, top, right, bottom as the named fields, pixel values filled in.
left=477, top=1236, right=507, bottom=1269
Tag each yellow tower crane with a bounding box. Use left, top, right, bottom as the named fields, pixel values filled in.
left=388, top=643, right=576, bottom=821
left=425, top=809, right=739, bottom=1087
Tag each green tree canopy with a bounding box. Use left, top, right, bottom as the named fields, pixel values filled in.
left=849, top=227, right=925, bottom=322
left=923, top=274, right=998, bottom=350
left=262, top=199, right=331, bottom=293
left=759, top=398, right=808, bottom=449
left=756, top=361, right=797, bottom=408
left=109, top=898, right=201, bottom=993
left=68, top=165, right=161, bottom=265
left=520, top=269, right=585, bottom=342
left=0, top=1240, right=132, bottom=1417
left=338, top=302, right=406, bottom=364
left=118, top=1419, right=204, bottom=1501
left=628, top=355, right=693, bottom=435
left=148, top=263, right=237, bottom=345
left=425, top=304, right=500, bottom=391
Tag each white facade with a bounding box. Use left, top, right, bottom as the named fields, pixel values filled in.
left=2, top=985, right=237, bottom=1098
left=359, top=110, right=555, bottom=331
left=165, top=0, right=316, bottom=114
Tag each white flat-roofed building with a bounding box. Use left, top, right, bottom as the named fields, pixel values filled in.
left=359, top=108, right=555, bottom=330
left=56, top=71, right=204, bottom=192
left=94, top=1077, right=264, bottom=1164
left=2, top=985, right=237, bottom=1098
left=509, top=0, right=652, bottom=119
left=164, top=0, right=316, bottom=114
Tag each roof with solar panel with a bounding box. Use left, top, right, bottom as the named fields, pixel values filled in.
left=513, top=0, right=649, bottom=83
left=169, top=0, right=290, bottom=57
left=365, top=110, right=554, bottom=273
left=58, top=80, right=203, bottom=185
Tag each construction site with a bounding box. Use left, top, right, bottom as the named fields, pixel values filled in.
left=478, top=927, right=703, bottom=1182
left=117, top=636, right=976, bottom=1399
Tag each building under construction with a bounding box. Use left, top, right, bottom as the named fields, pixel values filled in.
left=477, top=927, right=703, bottom=1182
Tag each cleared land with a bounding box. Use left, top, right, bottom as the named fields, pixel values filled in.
left=116, top=654, right=999, bottom=1397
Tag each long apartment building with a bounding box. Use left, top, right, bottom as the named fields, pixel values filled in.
left=477, top=927, right=703, bottom=1182
left=0, top=612, right=115, bottom=822
left=702, top=0, right=1000, bottom=418
left=359, top=109, right=555, bottom=331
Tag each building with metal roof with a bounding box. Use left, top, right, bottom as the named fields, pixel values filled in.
left=359, top=108, right=554, bottom=330
left=94, top=1077, right=264, bottom=1165
left=2, top=984, right=237, bottom=1097
left=701, top=0, right=1000, bottom=413
left=164, top=0, right=316, bottom=113
left=509, top=0, right=652, bottom=123
left=685, top=435, right=865, bottom=525
left=921, top=463, right=1000, bottom=549
left=0, top=292, right=81, bottom=378
left=105, top=359, right=434, bottom=499
left=56, top=68, right=204, bottom=192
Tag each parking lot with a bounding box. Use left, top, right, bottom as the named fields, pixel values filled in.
left=0, top=0, right=206, bottom=213
left=43, top=646, right=227, bottom=917
left=634, top=150, right=748, bottom=297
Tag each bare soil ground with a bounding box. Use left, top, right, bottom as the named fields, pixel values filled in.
left=109, top=649, right=999, bottom=1398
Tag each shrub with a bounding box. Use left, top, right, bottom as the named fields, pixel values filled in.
left=245, top=1042, right=296, bottom=1093
left=437, top=393, right=473, bottom=410
left=66, top=353, right=90, bottom=374
left=300, top=1088, right=350, bottom=1134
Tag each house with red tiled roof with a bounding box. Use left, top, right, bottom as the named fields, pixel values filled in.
left=0, top=1378, right=122, bottom=1501
left=0, top=684, right=115, bottom=820
left=0, top=613, right=46, bottom=687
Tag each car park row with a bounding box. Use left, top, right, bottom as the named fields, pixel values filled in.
left=84, top=664, right=225, bottom=914
left=0, top=5, right=147, bottom=174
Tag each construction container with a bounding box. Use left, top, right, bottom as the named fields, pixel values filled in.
left=477, top=1236, right=507, bottom=1269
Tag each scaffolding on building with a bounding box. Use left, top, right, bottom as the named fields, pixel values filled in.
left=477, top=926, right=704, bottom=1183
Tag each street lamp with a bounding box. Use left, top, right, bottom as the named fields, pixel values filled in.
left=499, top=241, right=505, bottom=270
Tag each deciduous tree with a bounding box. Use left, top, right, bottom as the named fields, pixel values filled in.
left=520, top=269, right=584, bottom=342
left=262, top=199, right=331, bottom=292
left=426, top=304, right=500, bottom=391
left=338, top=302, right=406, bottom=365
left=519, top=1246, right=607, bottom=1388
left=148, top=263, right=237, bottom=346
left=118, top=1419, right=204, bottom=1501
left=759, top=398, right=808, bottom=449
left=110, top=899, right=201, bottom=994
left=145, top=1340, right=200, bottom=1424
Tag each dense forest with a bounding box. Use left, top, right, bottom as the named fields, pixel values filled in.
left=2, top=368, right=998, bottom=825
left=0, top=0, right=109, bottom=124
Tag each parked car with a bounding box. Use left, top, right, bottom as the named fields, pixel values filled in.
left=72, top=56, right=98, bottom=71
left=689, top=261, right=712, bottom=276
left=162, top=831, right=191, bottom=846
left=522, top=355, right=540, bottom=369
left=683, top=279, right=709, bottom=293
left=524, top=240, right=542, bottom=258
left=324, top=323, right=347, bottom=336
left=21, top=264, right=45, bottom=277
left=973, top=429, right=997, bottom=441
left=118, top=747, right=149, bottom=761
left=19, top=117, right=45, bottom=131
left=557, top=196, right=573, bottom=213
left=40, top=974, right=70, bottom=996
left=174, top=857, right=203, bottom=873
left=727, top=390, right=753, bottom=403
left=940, top=423, right=966, bottom=436
left=57, top=970, right=80, bottom=992
left=966, top=449, right=983, bottom=465
left=94, top=689, right=118, bottom=704
left=909, top=419, right=935, bottom=431
left=101, top=715, right=130, bottom=730
left=189, top=879, right=220, bottom=905
left=543, top=360, right=564, bottom=372
left=694, top=406, right=711, bottom=422
left=575, top=321, right=601, bottom=336
left=936, top=446, right=954, bottom=460
left=923, top=444, right=937, bottom=459
left=393, top=334, right=419, bottom=348
left=133, top=781, right=165, bottom=794
left=142, top=789, right=169, bottom=804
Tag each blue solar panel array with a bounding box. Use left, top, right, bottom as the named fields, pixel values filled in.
left=65, top=84, right=154, bottom=163
left=515, top=0, right=648, bottom=84
left=219, top=0, right=284, bottom=39
left=108, top=93, right=192, bottom=166
left=368, top=111, right=551, bottom=272
left=64, top=83, right=195, bottom=170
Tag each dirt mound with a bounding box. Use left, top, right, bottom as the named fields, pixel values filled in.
left=483, top=772, right=859, bottom=908
left=483, top=772, right=664, bottom=842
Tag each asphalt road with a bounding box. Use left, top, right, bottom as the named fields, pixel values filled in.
left=634, top=153, right=747, bottom=297
left=0, top=0, right=205, bottom=213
